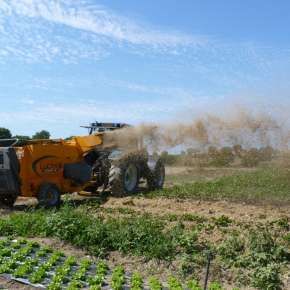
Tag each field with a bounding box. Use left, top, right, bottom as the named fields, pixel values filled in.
left=0, top=164, right=290, bottom=290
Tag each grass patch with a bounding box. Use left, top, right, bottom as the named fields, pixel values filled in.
left=153, top=168, right=290, bottom=203
left=0, top=206, right=177, bottom=260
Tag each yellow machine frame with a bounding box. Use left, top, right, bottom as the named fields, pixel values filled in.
left=15, top=135, right=103, bottom=198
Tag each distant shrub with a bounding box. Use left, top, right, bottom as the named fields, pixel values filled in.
left=241, top=148, right=260, bottom=167
left=209, top=146, right=234, bottom=167
left=241, top=147, right=275, bottom=167
left=258, top=146, right=275, bottom=162
left=233, top=144, right=243, bottom=157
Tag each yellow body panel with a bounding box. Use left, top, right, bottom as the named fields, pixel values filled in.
left=15, top=135, right=103, bottom=197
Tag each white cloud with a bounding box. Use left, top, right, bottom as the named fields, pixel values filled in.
left=11, top=0, right=204, bottom=47
left=0, top=0, right=286, bottom=72
left=0, top=0, right=205, bottom=60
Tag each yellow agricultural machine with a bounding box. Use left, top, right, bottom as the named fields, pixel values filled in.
left=0, top=123, right=165, bottom=207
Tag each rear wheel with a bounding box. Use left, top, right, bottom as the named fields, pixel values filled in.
left=37, top=183, right=61, bottom=208
left=109, top=159, right=140, bottom=197
left=146, top=159, right=165, bottom=190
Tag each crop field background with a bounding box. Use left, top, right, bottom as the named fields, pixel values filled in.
left=1, top=150, right=290, bottom=290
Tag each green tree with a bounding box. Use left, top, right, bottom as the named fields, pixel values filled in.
left=32, top=130, right=50, bottom=140
left=0, top=127, right=12, bottom=139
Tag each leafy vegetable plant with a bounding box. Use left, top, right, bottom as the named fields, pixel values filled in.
left=149, top=276, right=163, bottom=290
left=168, top=276, right=183, bottom=290
left=187, top=279, right=202, bottom=290
left=130, top=272, right=143, bottom=290
left=89, top=260, right=108, bottom=287
left=111, top=265, right=125, bottom=290
left=29, top=251, right=63, bottom=284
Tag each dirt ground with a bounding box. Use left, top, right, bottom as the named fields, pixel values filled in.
left=101, top=196, right=290, bottom=223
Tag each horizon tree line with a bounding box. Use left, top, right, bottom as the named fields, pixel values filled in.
left=0, top=127, right=51, bottom=140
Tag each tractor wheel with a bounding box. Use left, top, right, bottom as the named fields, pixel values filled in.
left=0, top=195, right=16, bottom=208
left=109, top=158, right=140, bottom=197
left=146, top=159, right=165, bottom=190
left=37, top=183, right=61, bottom=208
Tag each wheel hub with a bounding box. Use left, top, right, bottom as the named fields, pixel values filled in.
left=124, top=164, right=138, bottom=192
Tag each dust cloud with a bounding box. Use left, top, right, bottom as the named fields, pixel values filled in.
left=103, top=106, right=290, bottom=153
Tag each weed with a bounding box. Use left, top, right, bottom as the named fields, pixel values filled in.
left=251, top=263, right=282, bottom=290
left=214, top=215, right=232, bottom=227
left=218, top=233, right=244, bottom=265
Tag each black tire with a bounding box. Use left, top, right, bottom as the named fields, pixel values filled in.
left=109, top=158, right=140, bottom=197
left=0, top=195, right=16, bottom=208
left=146, top=159, right=165, bottom=190
left=37, top=183, right=61, bottom=208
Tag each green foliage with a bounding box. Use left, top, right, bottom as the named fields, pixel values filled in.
left=89, top=260, right=108, bottom=287
left=13, top=135, right=31, bottom=141
left=0, top=242, right=35, bottom=274
left=14, top=259, right=36, bottom=278
left=149, top=276, right=162, bottom=290
left=106, top=214, right=175, bottom=259
left=218, top=233, right=245, bottom=265
left=150, top=168, right=290, bottom=203
left=0, top=201, right=288, bottom=290
left=0, top=127, right=12, bottom=139
left=251, top=263, right=282, bottom=290
left=130, top=272, right=143, bottom=290
left=178, top=230, right=201, bottom=255
left=208, top=282, right=224, bottom=290
left=168, top=276, right=183, bottom=290
left=0, top=237, right=276, bottom=290
left=187, top=279, right=202, bottom=290
left=214, top=215, right=232, bottom=227
left=284, top=233, right=290, bottom=244
left=0, top=206, right=176, bottom=260
left=67, top=280, right=83, bottom=290
left=72, top=258, right=92, bottom=281
left=48, top=256, right=76, bottom=289
left=32, top=130, right=50, bottom=140
left=111, top=265, right=125, bottom=290
left=29, top=251, right=63, bottom=284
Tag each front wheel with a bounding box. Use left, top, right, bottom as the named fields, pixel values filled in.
left=109, top=159, right=140, bottom=197
left=37, top=183, right=61, bottom=208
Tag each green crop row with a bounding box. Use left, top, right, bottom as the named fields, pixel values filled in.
left=0, top=238, right=236, bottom=290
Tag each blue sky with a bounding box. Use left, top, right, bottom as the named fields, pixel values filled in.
left=0, top=0, right=290, bottom=138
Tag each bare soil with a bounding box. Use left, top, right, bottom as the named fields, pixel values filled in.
left=100, top=196, right=290, bottom=223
